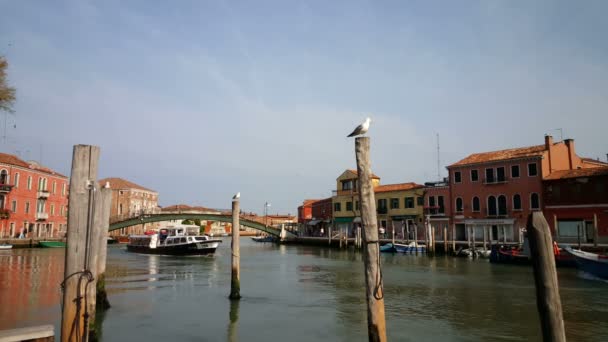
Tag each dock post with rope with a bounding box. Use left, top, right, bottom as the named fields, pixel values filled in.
left=355, top=137, right=387, bottom=342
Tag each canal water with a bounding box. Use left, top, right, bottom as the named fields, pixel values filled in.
left=1, top=239, right=607, bottom=341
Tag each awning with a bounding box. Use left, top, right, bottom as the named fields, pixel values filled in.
left=307, top=220, right=321, bottom=226
left=334, top=217, right=354, bottom=223
left=390, top=215, right=418, bottom=220
left=353, top=217, right=362, bottom=223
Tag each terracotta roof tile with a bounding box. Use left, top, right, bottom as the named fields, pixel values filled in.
left=449, top=145, right=546, bottom=167
left=374, top=182, right=424, bottom=193
left=161, top=204, right=219, bottom=213
left=98, top=177, right=156, bottom=192
left=0, top=153, right=67, bottom=178
left=347, top=169, right=380, bottom=179
left=544, top=167, right=608, bottom=180
left=581, top=157, right=608, bottom=166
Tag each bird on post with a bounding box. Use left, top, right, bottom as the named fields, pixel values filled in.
left=347, top=117, right=372, bottom=137
left=233, top=192, right=240, bottom=200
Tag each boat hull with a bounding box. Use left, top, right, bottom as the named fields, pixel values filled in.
left=564, top=247, right=608, bottom=279
left=380, top=243, right=425, bottom=253
left=39, top=241, right=66, bottom=248
left=0, top=245, right=12, bottom=250
left=127, top=241, right=220, bottom=256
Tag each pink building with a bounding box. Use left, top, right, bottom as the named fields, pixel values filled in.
left=447, top=135, right=602, bottom=242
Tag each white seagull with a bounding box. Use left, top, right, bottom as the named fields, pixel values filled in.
left=347, top=117, right=371, bottom=137
left=233, top=192, right=240, bottom=199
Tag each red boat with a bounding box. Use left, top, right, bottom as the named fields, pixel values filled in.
left=490, top=240, right=575, bottom=267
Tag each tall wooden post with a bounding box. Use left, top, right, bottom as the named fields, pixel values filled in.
left=61, top=145, right=100, bottom=342
left=527, top=212, right=566, bottom=342
left=593, top=214, right=598, bottom=248
left=443, top=226, right=448, bottom=253
left=355, top=137, right=387, bottom=342
left=451, top=224, right=456, bottom=253
left=95, top=186, right=113, bottom=312
left=230, top=198, right=241, bottom=300
left=413, top=224, right=418, bottom=254
left=391, top=222, right=395, bottom=245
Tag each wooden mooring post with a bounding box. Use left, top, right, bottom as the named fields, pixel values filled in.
left=61, top=145, right=100, bottom=342
left=355, top=137, right=387, bottom=342
left=230, top=196, right=241, bottom=300
left=527, top=212, right=566, bottom=342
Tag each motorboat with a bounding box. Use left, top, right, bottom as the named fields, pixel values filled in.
left=127, top=226, right=221, bottom=255
left=563, top=247, right=608, bottom=280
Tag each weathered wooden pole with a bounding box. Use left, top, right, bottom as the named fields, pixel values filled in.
left=61, top=145, right=99, bottom=342
left=229, top=197, right=241, bottom=300
left=451, top=224, right=456, bottom=253
left=391, top=222, right=395, bottom=245
left=527, top=212, right=566, bottom=342
left=443, top=226, right=448, bottom=254
left=593, top=214, right=599, bottom=248
left=355, top=137, right=387, bottom=342
left=95, top=186, right=112, bottom=312
left=413, top=223, right=418, bottom=254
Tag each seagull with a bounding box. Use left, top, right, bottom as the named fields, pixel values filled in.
left=233, top=192, right=240, bottom=199
left=347, top=117, right=371, bottom=137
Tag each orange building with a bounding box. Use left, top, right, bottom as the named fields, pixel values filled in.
left=0, top=153, right=68, bottom=238
left=447, top=135, right=603, bottom=243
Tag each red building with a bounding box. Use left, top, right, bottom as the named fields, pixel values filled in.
left=297, top=199, right=317, bottom=224
left=447, top=135, right=602, bottom=243
left=543, top=167, right=608, bottom=244
left=297, top=197, right=332, bottom=236
left=0, top=153, right=68, bottom=238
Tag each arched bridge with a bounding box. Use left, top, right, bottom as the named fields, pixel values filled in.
left=109, top=212, right=296, bottom=237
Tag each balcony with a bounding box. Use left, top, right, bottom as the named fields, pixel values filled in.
left=37, top=190, right=50, bottom=199
left=483, top=178, right=508, bottom=185
left=0, top=184, right=13, bottom=193
left=36, top=212, right=49, bottom=221
left=332, top=189, right=358, bottom=197
left=0, top=209, right=10, bottom=219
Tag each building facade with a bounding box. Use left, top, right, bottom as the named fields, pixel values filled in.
left=375, top=183, right=424, bottom=239
left=0, top=153, right=68, bottom=238
left=447, top=135, right=603, bottom=243
left=423, top=180, right=452, bottom=240
left=332, top=169, right=380, bottom=234
left=543, top=167, right=608, bottom=244
left=99, top=177, right=160, bottom=235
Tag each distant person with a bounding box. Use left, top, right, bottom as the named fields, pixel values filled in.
left=379, top=226, right=385, bottom=239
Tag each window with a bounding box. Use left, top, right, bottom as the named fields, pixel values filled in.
left=417, top=197, right=424, bottom=206
left=487, top=196, right=497, bottom=216
left=27, top=176, right=32, bottom=190
left=528, top=163, right=538, bottom=177
left=52, top=181, right=56, bottom=194
left=25, top=201, right=30, bottom=214
left=455, top=197, right=463, bottom=212
left=471, top=169, right=479, bottom=182
left=511, top=165, right=520, bottom=178
left=513, top=194, right=522, bottom=210
left=50, top=204, right=55, bottom=215
left=438, top=196, right=445, bottom=214
left=405, top=197, right=414, bottom=209
left=346, top=202, right=353, bottom=211
left=11, top=200, right=16, bottom=212
left=485, top=168, right=495, bottom=183
left=62, top=183, right=67, bottom=196
left=0, top=170, right=8, bottom=184
left=428, top=196, right=436, bottom=208
left=36, top=199, right=44, bottom=213
left=38, top=177, right=43, bottom=190
left=118, top=203, right=123, bottom=215
left=355, top=201, right=360, bottom=210
left=454, top=171, right=461, bottom=183
left=60, top=206, right=64, bottom=216
left=472, top=197, right=480, bottom=212
left=497, top=167, right=506, bottom=182
left=14, top=172, right=19, bottom=187
left=391, top=198, right=400, bottom=209
left=378, top=199, right=387, bottom=209
left=557, top=221, right=584, bottom=238
left=531, top=193, right=540, bottom=210
left=498, top=195, right=507, bottom=215
left=341, top=180, right=353, bottom=191
left=334, top=202, right=341, bottom=212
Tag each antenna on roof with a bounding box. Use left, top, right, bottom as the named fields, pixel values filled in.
left=550, top=128, right=563, bottom=141
left=436, top=133, right=441, bottom=182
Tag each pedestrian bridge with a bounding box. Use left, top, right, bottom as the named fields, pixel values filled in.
left=109, top=211, right=296, bottom=237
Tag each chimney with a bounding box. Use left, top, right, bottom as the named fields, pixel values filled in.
left=564, top=139, right=575, bottom=169
left=545, top=134, right=553, bottom=149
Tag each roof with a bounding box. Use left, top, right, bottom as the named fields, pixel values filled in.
left=98, top=177, right=156, bottom=192
left=346, top=169, right=380, bottom=179
left=374, top=182, right=424, bottom=193
left=544, top=167, right=608, bottom=180
left=449, top=145, right=546, bottom=167
left=0, top=152, right=67, bottom=178
left=581, top=158, right=608, bottom=166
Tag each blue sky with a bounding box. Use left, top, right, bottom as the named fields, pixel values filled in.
left=1, top=0, right=607, bottom=214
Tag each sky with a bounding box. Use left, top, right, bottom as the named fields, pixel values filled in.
left=0, top=0, right=607, bottom=214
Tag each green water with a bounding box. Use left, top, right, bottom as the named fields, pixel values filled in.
left=1, top=239, right=607, bottom=341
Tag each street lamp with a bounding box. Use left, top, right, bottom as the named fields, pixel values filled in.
left=264, top=202, right=271, bottom=228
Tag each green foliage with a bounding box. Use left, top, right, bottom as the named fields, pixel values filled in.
left=182, top=219, right=194, bottom=225
left=193, top=219, right=201, bottom=226
left=0, top=57, right=16, bottom=113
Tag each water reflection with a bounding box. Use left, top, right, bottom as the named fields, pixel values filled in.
left=227, top=300, right=240, bottom=342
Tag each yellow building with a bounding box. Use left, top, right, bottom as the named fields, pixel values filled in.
left=331, top=169, right=424, bottom=237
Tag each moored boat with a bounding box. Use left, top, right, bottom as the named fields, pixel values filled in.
left=0, top=244, right=12, bottom=250
left=563, top=247, right=608, bottom=280
left=380, top=242, right=425, bottom=253
left=39, top=241, right=66, bottom=248
left=127, top=226, right=222, bottom=256
left=251, top=236, right=275, bottom=243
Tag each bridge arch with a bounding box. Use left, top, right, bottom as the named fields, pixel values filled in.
left=109, top=213, right=295, bottom=237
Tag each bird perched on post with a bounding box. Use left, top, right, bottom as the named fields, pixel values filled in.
left=347, top=117, right=371, bottom=137
left=233, top=192, right=240, bottom=200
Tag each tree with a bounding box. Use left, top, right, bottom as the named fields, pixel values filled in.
left=0, top=57, right=16, bottom=113
left=182, top=219, right=194, bottom=225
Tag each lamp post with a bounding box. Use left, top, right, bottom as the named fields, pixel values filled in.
left=264, top=202, right=271, bottom=228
